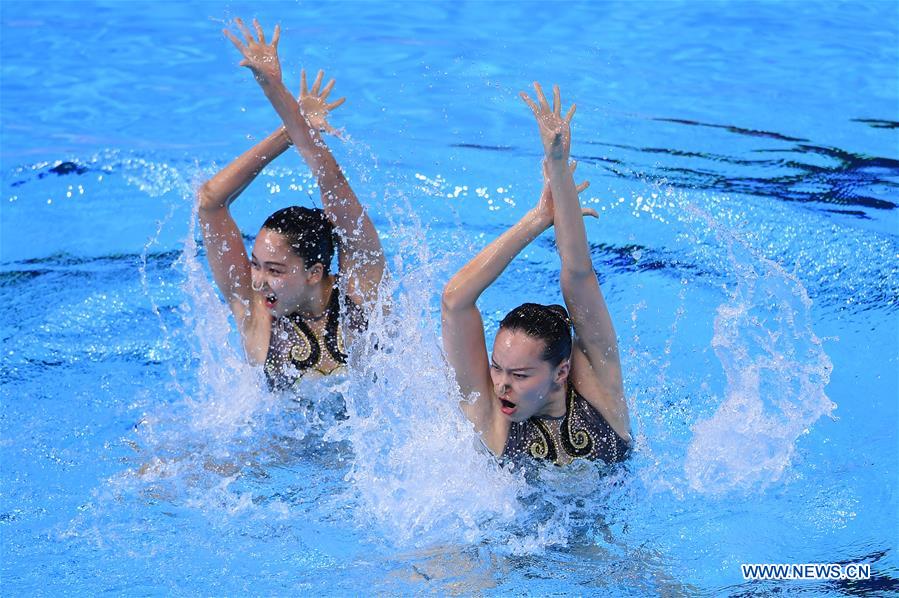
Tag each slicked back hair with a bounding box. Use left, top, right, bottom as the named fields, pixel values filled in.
left=499, top=302, right=572, bottom=366
left=262, top=206, right=336, bottom=272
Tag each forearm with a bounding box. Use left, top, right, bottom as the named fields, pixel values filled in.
left=443, top=210, right=548, bottom=310
left=257, top=79, right=365, bottom=234
left=548, top=159, right=618, bottom=348
left=198, top=127, right=291, bottom=211
left=258, top=80, right=332, bottom=177
left=547, top=158, right=593, bottom=275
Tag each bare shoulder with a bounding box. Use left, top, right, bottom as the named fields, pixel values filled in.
left=241, top=299, right=273, bottom=365
left=469, top=382, right=509, bottom=456
left=486, top=398, right=511, bottom=456
left=569, top=347, right=631, bottom=442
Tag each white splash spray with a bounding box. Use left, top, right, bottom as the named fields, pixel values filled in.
left=330, top=191, right=527, bottom=548
left=682, top=200, right=835, bottom=495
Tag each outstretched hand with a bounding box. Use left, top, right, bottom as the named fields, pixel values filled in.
left=535, top=160, right=596, bottom=227
left=223, top=18, right=282, bottom=85
left=520, top=82, right=575, bottom=162
left=299, top=69, right=346, bottom=136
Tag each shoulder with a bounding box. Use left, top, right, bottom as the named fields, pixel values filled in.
left=462, top=382, right=509, bottom=457
left=569, top=361, right=632, bottom=444
left=335, top=286, right=368, bottom=333
left=482, top=403, right=511, bottom=457
left=242, top=301, right=274, bottom=364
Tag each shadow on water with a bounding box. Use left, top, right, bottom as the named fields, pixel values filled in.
left=574, top=117, right=899, bottom=215
left=443, top=115, right=898, bottom=217
left=0, top=250, right=181, bottom=285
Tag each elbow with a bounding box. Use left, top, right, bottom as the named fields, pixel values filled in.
left=441, top=286, right=458, bottom=312
left=441, top=283, right=468, bottom=313
left=197, top=181, right=221, bottom=213
left=560, top=266, right=595, bottom=286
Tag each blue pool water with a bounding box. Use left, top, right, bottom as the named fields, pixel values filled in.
left=2, top=1, right=897, bottom=594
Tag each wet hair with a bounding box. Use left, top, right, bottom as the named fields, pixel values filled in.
left=262, top=206, right=336, bottom=272
left=499, top=302, right=572, bottom=366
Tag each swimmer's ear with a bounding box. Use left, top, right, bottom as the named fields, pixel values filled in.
left=305, top=263, right=325, bottom=284
left=554, top=359, right=570, bottom=385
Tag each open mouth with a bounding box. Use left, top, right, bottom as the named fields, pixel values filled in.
left=498, top=397, right=517, bottom=415
left=264, top=292, right=278, bottom=309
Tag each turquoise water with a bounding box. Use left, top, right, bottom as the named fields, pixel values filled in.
left=2, top=1, right=897, bottom=594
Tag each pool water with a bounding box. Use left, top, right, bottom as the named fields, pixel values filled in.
left=2, top=1, right=897, bottom=595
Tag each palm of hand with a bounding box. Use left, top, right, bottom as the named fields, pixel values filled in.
left=296, top=69, right=345, bottom=136
left=520, top=82, right=575, bottom=161
left=223, top=18, right=282, bottom=84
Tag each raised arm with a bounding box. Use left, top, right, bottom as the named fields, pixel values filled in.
left=198, top=125, right=292, bottom=329
left=224, top=19, right=385, bottom=305
left=520, top=82, right=630, bottom=441
left=441, top=162, right=593, bottom=447
left=441, top=207, right=552, bottom=443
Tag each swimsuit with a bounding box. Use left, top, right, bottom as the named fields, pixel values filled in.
left=264, top=287, right=365, bottom=390
left=501, top=383, right=630, bottom=466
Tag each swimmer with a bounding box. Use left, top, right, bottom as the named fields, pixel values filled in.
left=199, top=18, right=385, bottom=389
left=441, top=83, right=631, bottom=466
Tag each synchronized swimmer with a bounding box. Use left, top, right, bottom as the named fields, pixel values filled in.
left=200, top=18, right=385, bottom=390
left=200, top=19, right=631, bottom=467
left=441, top=83, right=631, bottom=465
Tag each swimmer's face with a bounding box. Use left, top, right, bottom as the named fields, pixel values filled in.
left=251, top=228, right=322, bottom=318
left=490, top=328, right=568, bottom=422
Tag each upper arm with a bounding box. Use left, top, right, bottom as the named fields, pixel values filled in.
left=197, top=190, right=253, bottom=328
left=561, top=269, right=631, bottom=440
left=570, top=338, right=630, bottom=442
left=440, top=294, right=497, bottom=441
left=336, top=206, right=385, bottom=307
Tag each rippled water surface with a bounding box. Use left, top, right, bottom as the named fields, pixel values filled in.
left=2, top=1, right=897, bottom=595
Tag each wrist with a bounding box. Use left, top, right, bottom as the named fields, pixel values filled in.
left=523, top=208, right=552, bottom=233
left=545, top=154, right=569, bottom=170
left=278, top=126, right=292, bottom=147
left=251, top=64, right=281, bottom=87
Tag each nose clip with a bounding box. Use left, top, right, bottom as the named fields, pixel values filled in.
left=251, top=279, right=264, bottom=292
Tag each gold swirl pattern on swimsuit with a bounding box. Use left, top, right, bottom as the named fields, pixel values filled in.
left=561, top=384, right=594, bottom=457
left=287, top=314, right=323, bottom=372
left=264, top=286, right=368, bottom=391
left=529, top=419, right=555, bottom=461
left=289, top=331, right=313, bottom=364
left=501, top=382, right=627, bottom=465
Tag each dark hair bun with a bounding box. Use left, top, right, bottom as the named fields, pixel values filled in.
left=262, top=206, right=337, bottom=271
left=544, top=304, right=571, bottom=327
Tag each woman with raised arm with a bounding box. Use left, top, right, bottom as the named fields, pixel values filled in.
left=199, top=18, right=385, bottom=390
left=441, top=83, right=631, bottom=466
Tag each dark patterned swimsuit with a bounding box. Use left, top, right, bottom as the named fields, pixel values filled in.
left=501, top=384, right=630, bottom=466
left=264, top=287, right=366, bottom=391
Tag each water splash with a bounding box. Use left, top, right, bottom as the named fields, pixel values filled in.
left=118, top=159, right=544, bottom=554
left=330, top=191, right=526, bottom=548
left=80, top=145, right=690, bottom=570
left=682, top=199, right=835, bottom=495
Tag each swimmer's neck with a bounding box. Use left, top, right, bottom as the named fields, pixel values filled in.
left=534, top=384, right=567, bottom=419
left=293, top=274, right=337, bottom=321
